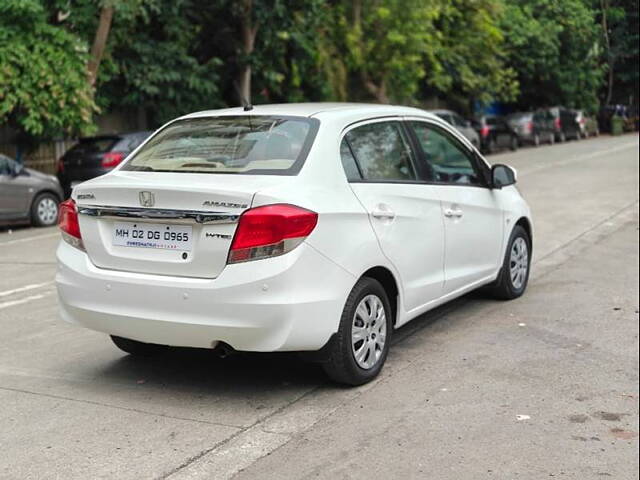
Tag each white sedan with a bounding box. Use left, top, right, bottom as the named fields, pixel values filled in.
left=56, top=103, right=532, bottom=385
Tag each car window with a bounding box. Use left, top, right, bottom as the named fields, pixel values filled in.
left=122, top=116, right=318, bottom=175
left=339, top=139, right=362, bottom=181
left=0, top=155, right=13, bottom=176
left=345, top=121, right=416, bottom=182
left=410, top=122, right=483, bottom=186
left=67, top=137, right=118, bottom=155
left=451, top=114, right=465, bottom=127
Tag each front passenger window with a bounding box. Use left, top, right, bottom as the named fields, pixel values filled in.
left=410, top=122, right=482, bottom=186
left=345, top=122, right=416, bottom=182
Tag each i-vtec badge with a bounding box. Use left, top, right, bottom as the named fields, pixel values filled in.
left=206, top=232, right=231, bottom=240
left=202, top=200, right=248, bottom=209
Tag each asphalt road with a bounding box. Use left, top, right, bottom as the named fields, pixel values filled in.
left=1, top=134, right=638, bottom=480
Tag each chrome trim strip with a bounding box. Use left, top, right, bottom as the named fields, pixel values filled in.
left=77, top=205, right=240, bottom=224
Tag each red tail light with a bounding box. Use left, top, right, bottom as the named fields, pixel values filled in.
left=527, top=121, right=533, bottom=132
left=58, top=199, right=84, bottom=250
left=480, top=125, right=490, bottom=138
left=228, top=204, right=318, bottom=263
left=554, top=118, right=561, bottom=129
left=101, top=152, right=125, bottom=168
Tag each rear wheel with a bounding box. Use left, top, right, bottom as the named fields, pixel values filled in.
left=510, top=135, right=519, bottom=151
left=111, top=336, right=167, bottom=356
left=323, top=277, right=392, bottom=385
left=31, top=193, right=59, bottom=227
left=486, top=225, right=531, bottom=300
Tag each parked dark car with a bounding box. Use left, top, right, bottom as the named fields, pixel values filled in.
left=428, top=109, right=480, bottom=148
left=57, top=131, right=151, bottom=197
left=474, top=115, right=519, bottom=154
left=507, top=111, right=555, bottom=146
left=0, top=154, right=64, bottom=227
left=546, top=107, right=582, bottom=142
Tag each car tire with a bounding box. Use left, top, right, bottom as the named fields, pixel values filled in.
left=510, top=136, right=518, bottom=151
left=486, top=225, right=531, bottom=300
left=111, top=335, right=167, bottom=356
left=322, top=277, right=392, bottom=386
left=487, top=138, right=497, bottom=154
left=30, top=192, right=60, bottom=227
left=559, top=131, right=566, bottom=142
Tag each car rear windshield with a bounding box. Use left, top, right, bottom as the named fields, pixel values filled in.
left=121, top=116, right=319, bottom=175
left=66, top=137, right=118, bottom=154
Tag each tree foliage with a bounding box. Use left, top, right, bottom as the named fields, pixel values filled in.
left=501, top=0, right=604, bottom=111
left=1, top=0, right=637, bottom=139
left=0, top=0, right=96, bottom=137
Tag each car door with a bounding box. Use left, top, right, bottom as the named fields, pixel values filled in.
left=407, top=120, right=504, bottom=295
left=0, top=155, right=30, bottom=219
left=342, top=119, right=445, bottom=313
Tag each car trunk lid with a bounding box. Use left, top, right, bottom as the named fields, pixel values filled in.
left=73, top=171, right=289, bottom=278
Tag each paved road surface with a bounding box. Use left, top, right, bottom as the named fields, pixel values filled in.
left=0, top=135, right=638, bottom=479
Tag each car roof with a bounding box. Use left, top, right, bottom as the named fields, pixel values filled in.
left=180, top=103, right=438, bottom=122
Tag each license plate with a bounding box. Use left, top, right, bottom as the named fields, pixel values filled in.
left=112, top=222, right=193, bottom=251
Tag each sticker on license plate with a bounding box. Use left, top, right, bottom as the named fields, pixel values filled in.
left=112, top=222, right=193, bottom=251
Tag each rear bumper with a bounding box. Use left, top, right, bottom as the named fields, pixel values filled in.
left=56, top=241, right=354, bottom=352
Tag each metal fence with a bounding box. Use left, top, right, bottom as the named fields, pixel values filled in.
left=0, top=139, right=77, bottom=175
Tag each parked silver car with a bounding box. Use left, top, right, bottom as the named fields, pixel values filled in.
left=428, top=109, right=480, bottom=148
left=0, top=154, right=64, bottom=227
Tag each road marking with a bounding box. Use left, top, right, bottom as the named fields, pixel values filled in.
left=0, top=291, right=53, bottom=311
left=0, top=282, right=53, bottom=298
left=0, top=232, right=59, bottom=246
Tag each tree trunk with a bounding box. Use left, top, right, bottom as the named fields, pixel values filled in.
left=88, top=6, right=114, bottom=87
left=600, top=0, right=614, bottom=105
left=237, top=0, right=258, bottom=105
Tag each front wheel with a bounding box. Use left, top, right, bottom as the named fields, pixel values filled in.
left=323, top=278, right=392, bottom=385
left=486, top=225, right=531, bottom=300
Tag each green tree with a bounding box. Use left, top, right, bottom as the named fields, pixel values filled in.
left=501, top=0, right=603, bottom=111
left=598, top=0, right=639, bottom=105
left=0, top=0, right=96, bottom=137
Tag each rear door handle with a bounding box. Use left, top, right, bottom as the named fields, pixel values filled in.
left=371, top=206, right=396, bottom=220
left=444, top=208, right=463, bottom=218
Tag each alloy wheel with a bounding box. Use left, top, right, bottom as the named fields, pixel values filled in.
left=37, top=197, right=58, bottom=225
left=351, top=294, right=387, bottom=370
left=510, top=237, right=529, bottom=290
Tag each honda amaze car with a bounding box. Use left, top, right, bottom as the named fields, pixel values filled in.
left=56, top=103, right=532, bottom=385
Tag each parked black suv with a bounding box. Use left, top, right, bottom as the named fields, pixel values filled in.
left=474, top=115, right=519, bottom=154
left=57, top=131, right=151, bottom=197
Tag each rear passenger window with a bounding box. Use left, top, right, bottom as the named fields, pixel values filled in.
left=340, top=139, right=362, bottom=181
left=345, top=122, right=416, bottom=182
left=410, top=122, right=482, bottom=186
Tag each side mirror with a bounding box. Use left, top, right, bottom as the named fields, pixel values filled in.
left=491, top=164, right=517, bottom=189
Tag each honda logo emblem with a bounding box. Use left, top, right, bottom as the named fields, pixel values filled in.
left=139, top=191, right=155, bottom=207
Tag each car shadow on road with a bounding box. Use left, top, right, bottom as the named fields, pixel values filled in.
left=87, top=291, right=498, bottom=397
